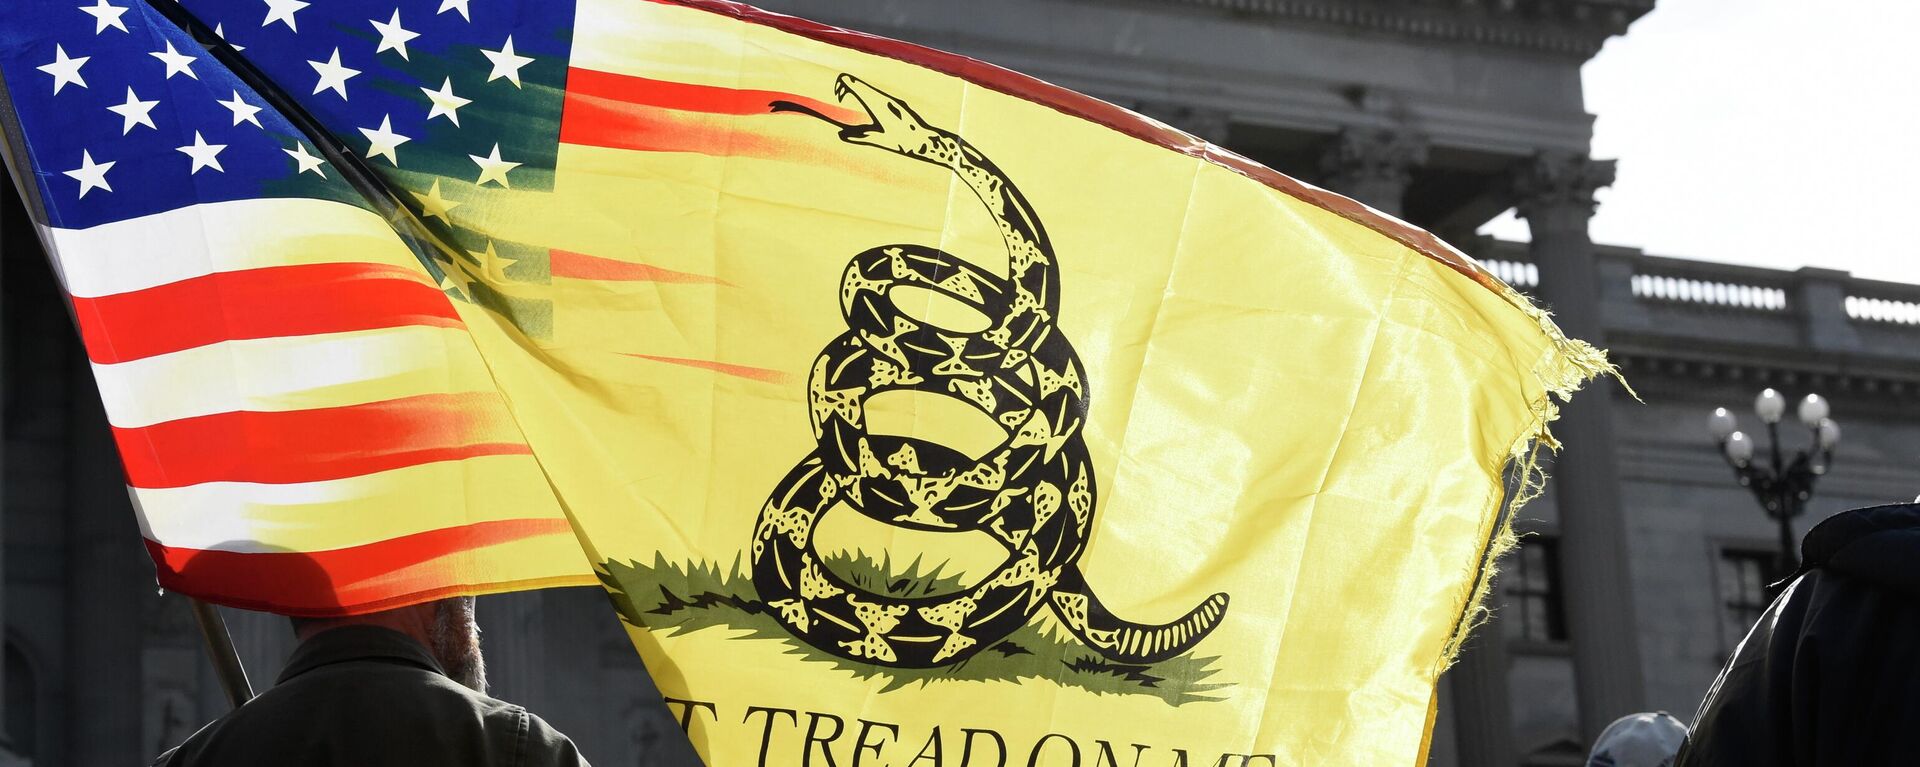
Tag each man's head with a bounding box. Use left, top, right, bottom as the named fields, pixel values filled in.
left=290, top=596, right=489, bottom=693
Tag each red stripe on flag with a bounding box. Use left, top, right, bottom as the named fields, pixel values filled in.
left=71, top=262, right=461, bottom=364
left=113, top=392, right=530, bottom=489
left=560, top=89, right=805, bottom=157
left=146, top=517, right=581, bottom=617
left=566, top=67, right=863, bottom=123
left=557, top=69, right=899, bottom=181
left=549, top=248, right=729, bottom=284
left=625, top=353, right=790, bottom=384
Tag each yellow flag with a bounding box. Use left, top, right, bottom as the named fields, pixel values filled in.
left=0, top=0, right=1606, bottom=761
left=453, top=2, right=1605, bottom=762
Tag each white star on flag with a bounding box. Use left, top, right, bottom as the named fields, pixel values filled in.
left=438, top=0, right=471, bottom=22
left=262, top=0, right=310, bottom=32
left=150, top=40, right=198, bottom=80
left=63, top=150, right=114, bottom=198
left=79, top=0, right=130, bottom=34
left=212, top=23, right=246, bottom=52
left=359, top=115, right=411, bottom=165
left=105, top=87, right=159, bottom=134
left=421, top=78, right=472, bottom=126
left=481, top=37, right=534, bottom=87
left=177, top=131, right=228, bottom=174
left=469, top=143, right=521, bottom=188
left=283, top=142, right=327, bottom=178
left=37, top=45, right=90, bottom=94
left=218, top=90, right=264, bottom=128
left=371, top=9, right=420, bottom=60
left=309, top=48, right=361, bottom=99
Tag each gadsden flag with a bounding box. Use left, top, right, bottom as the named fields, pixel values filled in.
left=0, top=0, right=1607, bottom=763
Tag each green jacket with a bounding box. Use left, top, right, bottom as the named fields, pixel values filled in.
left=156, top=625, right=589, bottom=766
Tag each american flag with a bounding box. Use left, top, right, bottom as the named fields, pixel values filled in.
left=0, top=0, right=596, bottom=614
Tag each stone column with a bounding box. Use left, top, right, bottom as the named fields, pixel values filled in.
left=1319, top=127, right=1428, bottom=218
left=1447, top=628, right=1516, bottom=766
left=1511, top=151, right=1646, bottom=741
left=1426, top=683, right=1459, bottom=767
left=1445, top=471, right=1516, bottom=767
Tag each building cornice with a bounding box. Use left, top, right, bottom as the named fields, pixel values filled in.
left=1610, top=347, right=1920, bottom=403
left=1132, top=0, right=1654, bottom=57
left=1465, top=237, right=1920, bottom=398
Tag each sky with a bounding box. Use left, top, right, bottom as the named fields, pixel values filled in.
left=1479, top=0, right=1920, bottom=284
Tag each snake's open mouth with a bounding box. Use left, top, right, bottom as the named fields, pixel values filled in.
left=833, top=74, right=861, bottom=106
left=832, top=78, right=873, bottom=139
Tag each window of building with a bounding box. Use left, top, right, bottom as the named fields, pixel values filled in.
left=1717, top=549, right=1783, bottom=652
left=1503, top=536, right=1568, bottom=644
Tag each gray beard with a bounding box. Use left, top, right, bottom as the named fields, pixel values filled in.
left=428, top=597, right=488, bottom=694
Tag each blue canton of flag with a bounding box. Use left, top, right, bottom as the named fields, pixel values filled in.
left=0, top=1, right=360, bottom=229
left=170, top=0, right=574, bottom=198
left=168, top=0, right=579, bottom=327
left=1, top=0, right=579, bottom=330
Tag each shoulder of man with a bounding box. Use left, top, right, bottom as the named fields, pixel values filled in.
left=1679, top=504, right=1920, bottom=766
left=157, top=625, right=591, bottom=765
left=1674, top=573, right=1808, bottom=767
left=157, top=677, right=591, bottom=766
left=489, top=705, right=590, bottom=767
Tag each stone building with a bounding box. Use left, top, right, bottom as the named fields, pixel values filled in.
left=3, top=1, right=1919, bottom=765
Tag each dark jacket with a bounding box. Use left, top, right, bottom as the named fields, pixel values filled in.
left=156, top=625, right=589, bottom=767
left=1677, top=503, right=1920, bottom=766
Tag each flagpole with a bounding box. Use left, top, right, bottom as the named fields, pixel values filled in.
left=187, top=598, right=254, bottom=709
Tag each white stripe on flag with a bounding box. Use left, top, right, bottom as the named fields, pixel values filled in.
left=43, top=198, right=423, bottom=298
left=91, top=325, right=497, bottom=429
left=127, top=454, right=565, bottom=553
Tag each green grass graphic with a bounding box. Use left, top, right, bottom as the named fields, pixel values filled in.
left=598, top=554, right=1229, bottom=706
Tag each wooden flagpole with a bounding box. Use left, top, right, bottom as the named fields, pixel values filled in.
left=188, top=598, right=255, bottom=708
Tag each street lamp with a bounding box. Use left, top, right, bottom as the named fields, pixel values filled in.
left=1707, top=388, right=1840, bottom=576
